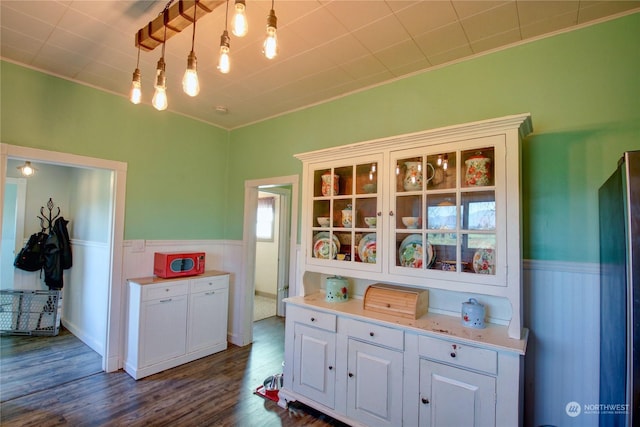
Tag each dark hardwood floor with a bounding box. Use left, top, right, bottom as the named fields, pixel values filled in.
left=0, top=317, right=349, bottom=427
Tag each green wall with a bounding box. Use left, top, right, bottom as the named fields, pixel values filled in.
left=228, top=12, right=640, bottom=262
left=2, top=13, right=639, bottom=262
left=0, top=63, right=230, bottom=240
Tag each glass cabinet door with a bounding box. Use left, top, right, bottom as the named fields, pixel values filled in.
left=309, top=157, right=382, bottom=270
left=391, top=145, right=499, bottom=279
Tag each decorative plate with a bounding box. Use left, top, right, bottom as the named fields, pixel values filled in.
left=358, top=233, right=377, bottom=263
left=399, top=234, right=435, bottom=268
left=473, top=248, right=495, bottom=274
left=313, top=232, right=340, bottom=259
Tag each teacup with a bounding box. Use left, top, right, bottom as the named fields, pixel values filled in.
left=364, top=217, right=377, bottom=228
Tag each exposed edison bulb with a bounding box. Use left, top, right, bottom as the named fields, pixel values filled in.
left=182, top=51, right=199, bottom=97
left=130, top=69, right=142, bottom=104
left=152, top=87, right=168, bottom=111
left=153, top=58, right=168, bottom=111
left=395, top=164, right=400, bottom=175
left=437, top=154, right=443, bottom=166
left=371, top=163, right=376, bottom=173
left=263, top=28, right=277, bottom=59
left=218, top=46, right=230, bottom=74
left=263, top=10, right=278, bottom=59
left=218, top=31, right=231, bottom=74
left=232, top=0, right=248, bottom=37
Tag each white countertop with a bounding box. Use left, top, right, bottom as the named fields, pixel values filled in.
left=127, top=270, right=229, bottom=285
left=285, top=293, right=528, bottom=355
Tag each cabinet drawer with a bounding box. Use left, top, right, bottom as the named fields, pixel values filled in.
left=191, top=275, right=228, bottom=293
left=343, top=318, right=404, bottom=350
left=289, top=305, right=336, bottom=332
left=142, top=282, right=189, bottom=301
left=418, top=335, right=497, bottom=375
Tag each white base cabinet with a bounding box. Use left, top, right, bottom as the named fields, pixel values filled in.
left=347, top=338, right=403, bottom=427
left=293, top=321, right=336, bottom=408
left=280, top=297, right=526, bottom=427
left=125, top=271, right=229, bottom=380
left=419, top=359, right=496, bottom=426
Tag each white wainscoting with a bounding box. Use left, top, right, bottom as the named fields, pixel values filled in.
left=62, top=239, right=110, bottom=356
left=523, top=259, right=600, bottom=427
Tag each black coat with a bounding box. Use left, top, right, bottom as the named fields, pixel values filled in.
left=44, top=217, right=72, bottom=290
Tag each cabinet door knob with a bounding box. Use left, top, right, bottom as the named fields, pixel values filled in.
left=377, top=211, right=382, bottom=217
left=369, top=332, right=374, bottom=337
left=348, top=372, right=354, bottom=378
left=328, top=366, right=333, bottom=370
left=450, top=352, right=456, bottom=358
left=310, top=317, right=316, bottom=322
left=389, top=211, right=394, bottom=216
left=421, top=397, right=430, bottom=405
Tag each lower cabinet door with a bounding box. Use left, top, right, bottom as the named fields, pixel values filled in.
left=187, top=287, right=228, bottom=353
left=347, top=339, right=403, bottom=427
left=140, top=296, right=188, bottom=366
left=419, top=359, right=496, bottom=427
left=292, top=323, right=336, bottom=409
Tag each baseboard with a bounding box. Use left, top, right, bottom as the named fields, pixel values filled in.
left=61, top=318, right=104, bottom=356
left=255, top=290, right=277, bottom=299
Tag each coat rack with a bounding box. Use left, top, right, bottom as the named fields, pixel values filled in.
left=38, top=198, right=60, bottom=233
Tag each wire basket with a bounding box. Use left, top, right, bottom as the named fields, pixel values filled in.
left=0, top=290, right=61, bottom=336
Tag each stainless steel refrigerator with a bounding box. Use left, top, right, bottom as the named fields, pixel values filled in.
left=599, top=150, right=639, bottom=427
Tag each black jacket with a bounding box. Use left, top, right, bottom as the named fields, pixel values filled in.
left=44, top=217, right=72, bottom=290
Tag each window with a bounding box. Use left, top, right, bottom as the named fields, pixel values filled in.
left=256, top=197, right=275, bottom=241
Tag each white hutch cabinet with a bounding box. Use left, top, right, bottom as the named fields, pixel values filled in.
left=125, top=271, right=229, bottom=380
left=279, top=114, right=531, bottom=426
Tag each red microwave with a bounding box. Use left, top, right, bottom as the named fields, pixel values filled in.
left=154, top=252, right=205, bottom=278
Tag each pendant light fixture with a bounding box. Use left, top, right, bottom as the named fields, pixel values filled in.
left=232, top=0, right=248, bottom=37
left=152, top=16, right=168, bottom=111
left=17, top=161, right=36, bottom=177
left=263, top=0, right=278, bottom=60
left=217, top=0, right=231, bottom=74
left=182, top=1, right=200, bottom=97
left=129, top=43, right=142, bottom=104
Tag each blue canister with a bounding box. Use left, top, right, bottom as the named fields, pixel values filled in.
left=325, top=276, right=349, bottom=302
left=461, top=298, right=486, bottom=329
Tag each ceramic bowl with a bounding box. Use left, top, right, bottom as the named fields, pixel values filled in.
left=317, top=217, right=331, bottom=227
left=364, top=217, right=377, bottom=228
left=363, top=183, right=377, bottom=194
left=402, top=216, right=420, bottom=229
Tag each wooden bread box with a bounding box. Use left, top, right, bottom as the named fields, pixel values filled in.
left=363, top=284, right=429, bottom=319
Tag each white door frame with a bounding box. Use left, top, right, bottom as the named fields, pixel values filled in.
left=241, top=175, right=298, bottom=345
left=259, top=186, right=292, bottom=316
left=0, top=143, right=127, bottom=372
left=1, top=177, right=26, bottom=288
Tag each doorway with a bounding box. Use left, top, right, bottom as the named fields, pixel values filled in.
left=241, top=175, right=298, bottom=345
left=0, top=143, right=127, bottom=372
left=254, top=187, right=291, bottom=321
